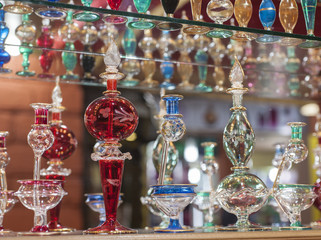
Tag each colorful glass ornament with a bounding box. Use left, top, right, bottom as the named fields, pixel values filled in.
left=206, top=0, right=233, bottom=38
left=0, top=8, right=10, bottom=73
left=83, top=40, right=138, bottom=234
left=37, top=19, right=54, bottom=79
left=256, top=0, right=281, bottom=43
left=15, top=14, right=36, bottom=77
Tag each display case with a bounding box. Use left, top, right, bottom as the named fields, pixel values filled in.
left=0, top=0, right=321, bottom=237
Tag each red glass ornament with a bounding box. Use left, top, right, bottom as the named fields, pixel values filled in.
left=84, top=79, right=138, bottom=143
left=42, top=108, right=77, bottom=232
left=106, top=0, right=123, bottom=10
left=45, top=175, right=65, bottom=230
left=84, top=67, right=138, bottom=233
left=43, top=122, right=77, bottom=161
left=37, top=22, right=54, bottom=79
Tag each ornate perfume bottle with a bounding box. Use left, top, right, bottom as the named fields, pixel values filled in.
left=214, top=58, right=270, bottom=231
left=41, top=78, right=77, bottom=232
left=83, top=40, right=139, bottom=234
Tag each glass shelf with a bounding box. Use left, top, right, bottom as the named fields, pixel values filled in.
left=13, top=0, right=321, bottom=42
left=1, top=0, right=320, bottom=103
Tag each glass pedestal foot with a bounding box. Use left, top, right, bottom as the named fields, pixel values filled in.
left=279, top=226, right=312, bottom=231
left=84, top=219, right=137, bottom=234
left=16, top=70, right=35, bottom=77
left=206, top=29, right=233, bottom=38
left=279, top=37, right=303, bottom=46
left=0, top=68, right=11, bottom=73
left=104, top=15, right=127, bottom=24
left=38, top=73, right=54, bottom=79
left=231, top=32, right=257, bottom=41
left=128, top=21, right=155, bottom=30
left=157, top=22, right=182, bottom=31
left=183, top=26, right=210, bottom=35
left=61, top=74, right=79, bottom=81
left=154, top=219, right=194, bottom=233
left=298, top=40, right=321, bottom=49
left=73, top=11, right=100, bottom=22
left=119, top=79, right=140, bottom=87
left=255, top=34, right=281, bottom=44
left=18, top=231, right=60, bottom=236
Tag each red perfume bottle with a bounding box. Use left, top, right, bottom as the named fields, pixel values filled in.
left=37, top=19, right=54, bottom=79
left=41, top=79, right=78, bottom=232
left=83, top=40, right=138, bottom=234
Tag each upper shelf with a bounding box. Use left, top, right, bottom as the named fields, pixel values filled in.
left=2, top=0, right=321, bottom=103
left=14, top=0, right=321, bottom=42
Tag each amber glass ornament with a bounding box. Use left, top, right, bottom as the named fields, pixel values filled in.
left=279, top=0, right=302, bottom=46
left=232, top=0, right=257, bottom=41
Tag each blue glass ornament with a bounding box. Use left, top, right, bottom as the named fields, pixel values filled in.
left=0, top=10, right=11, bottom=73
left=35, top=0, right=66, bottom=19
left=195, top=50, right=212, bottom=92
left=256, top=0, right=281, bottom=43
left=151, top=184, right=197, bottom=233
left=160, top=55, right=175, bottom=90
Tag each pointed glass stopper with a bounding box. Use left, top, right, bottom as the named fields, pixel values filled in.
left=229, top=57, right=244, bottom=89
left=104, top=40, right=121, bottom=71
left=52, top=77, right=63, bottom=109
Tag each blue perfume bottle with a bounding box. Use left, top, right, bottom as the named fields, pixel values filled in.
left=0, top=8, right=11, bottom=73
left=195, top=50, right=212, bottom=92
left=256, top=0, right=281, bottom=43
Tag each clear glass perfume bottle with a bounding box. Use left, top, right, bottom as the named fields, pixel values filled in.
left=214, top=58, right=269, bottom=231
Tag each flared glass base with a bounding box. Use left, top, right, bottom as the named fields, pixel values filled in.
left=104, top=15, right=127, bottom=24
left=128, top=20, right=155, bottom=30
left=159, top=81, right=175, bottom=90
left=206, top=29, right=233, bottom=38
left=61, top=74, right=79, bottom=81
left=73, top=11, right=100, bottom=22
left=84, top=219, right=137, bottom=234
left=35, top=8, right=66, bottom=19
left=177, top=82, right=194, bottom=90
left=3, top=4, right=33, bottom=14
left=0, top=68, right=11, bottom=74
left=119, top=79, right=140, bottom=87
left=231, top=32, right=257, bottom=41
left=0, top=229, right=16, bottom=236
left=216, top=224, right=271, bottom=232
left=38, top=73, right=54, bottom=79
left=155, top=219, right=194, bottom=233
left=16, top=70, right=35, bottom=77
left=183, top=26, right=210, bottom=35
left=279, top=37, right=303, bottom=46
left=157, top=22, right=182, bottom=31
left=48, top=221, right=75, bottom=233
left=255, top=34, right=281, bottom=44
left=140, top=79, right=159, bottom=88
left=18, top=231, right=60, bottom=236
left=195, top=83, right=212, bottom=92
left=298, top=40, right=321, bottom=49
left=279, top=226, right=311, bottom=231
